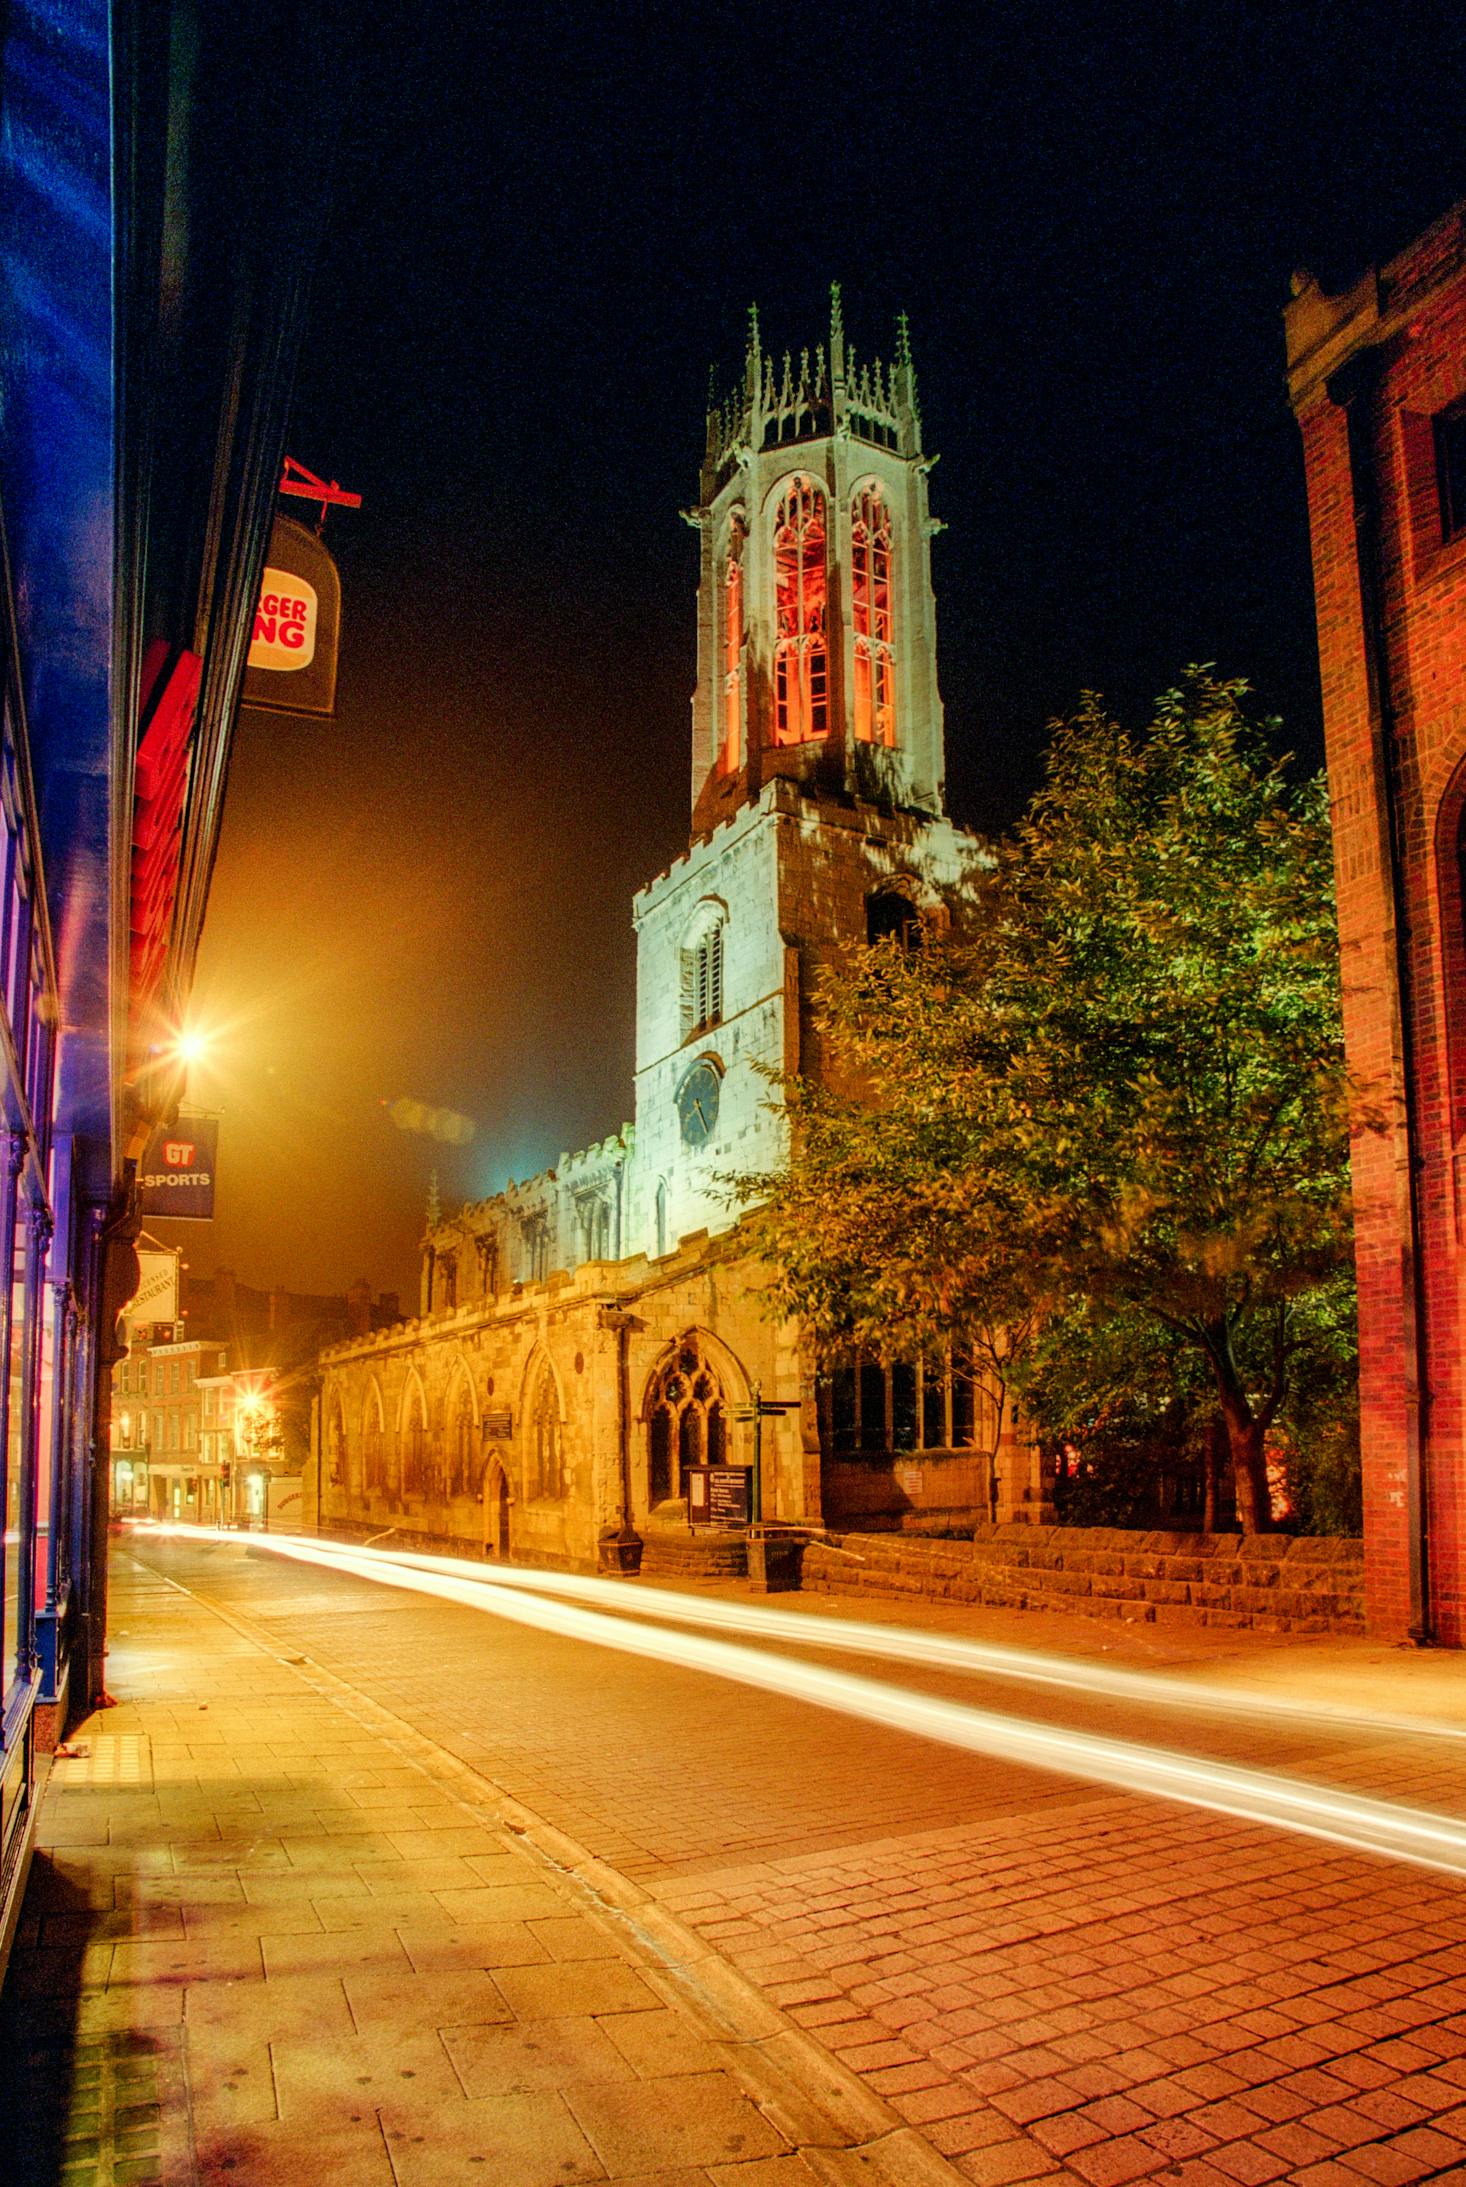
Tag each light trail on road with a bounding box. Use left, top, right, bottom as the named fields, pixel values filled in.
left=158, top=1525, right=1466, bottom=1747
left=147, top=1526, right=1466, bottom=1881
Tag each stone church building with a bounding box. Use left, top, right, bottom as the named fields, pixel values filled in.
left=317, top=293, right=1039, bottom=1571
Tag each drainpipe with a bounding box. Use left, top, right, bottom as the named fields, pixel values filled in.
left=1332, top=352, right=1433, bottom=1643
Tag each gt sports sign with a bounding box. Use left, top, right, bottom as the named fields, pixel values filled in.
left=137, top=1117, right=219, bottom=1221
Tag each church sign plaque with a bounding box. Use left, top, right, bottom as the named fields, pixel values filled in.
left=482, top=1410, right=513, bottom=1441
left=686, top=1464, right=753, bottom=1527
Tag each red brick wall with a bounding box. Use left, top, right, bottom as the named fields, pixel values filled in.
left=1288, top=208, right=1466, bottom=1642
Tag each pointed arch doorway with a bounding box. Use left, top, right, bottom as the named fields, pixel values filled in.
left=482, top=1461, right=511, bottom=1560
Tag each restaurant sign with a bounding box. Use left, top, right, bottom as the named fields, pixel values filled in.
left=242, top=514, right=341, bottom=717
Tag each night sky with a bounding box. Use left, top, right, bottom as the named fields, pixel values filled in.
left=168, top=1, right=1466, bottom=1305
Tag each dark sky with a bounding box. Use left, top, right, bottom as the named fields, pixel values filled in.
left=168, top=0, right=1466, bottom=1304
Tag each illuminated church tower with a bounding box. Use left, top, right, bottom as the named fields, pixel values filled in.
left=632, top=288, right=980, bottom=1257
left=689, top=286, right=946, bottom=833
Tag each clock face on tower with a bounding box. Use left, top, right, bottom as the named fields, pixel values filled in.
left=676, top=1059, right=721, bottom=1148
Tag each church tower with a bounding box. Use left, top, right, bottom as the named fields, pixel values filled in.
left=688, top=286, right=946, bottom=836
left=632, top=292, right=980, bottom=1260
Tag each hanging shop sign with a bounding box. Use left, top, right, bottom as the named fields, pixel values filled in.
left=137, top=1116, right=219, bottom=1221
left=242, top=514, right=341, bottom=717
left=122, top=1248, right=180, bottom=1332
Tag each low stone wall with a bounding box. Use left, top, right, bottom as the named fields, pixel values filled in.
left=803, top=1523, right=1365, bottom=1635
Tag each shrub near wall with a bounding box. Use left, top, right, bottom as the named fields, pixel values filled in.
left=802, top=1523, right=1365, bottom=1635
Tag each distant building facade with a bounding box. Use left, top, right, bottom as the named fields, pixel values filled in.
left=1287, top=203, right=1466, bottom=1643
left=319, top=295, right=1042, bottom=1570
left=113, top=1271, right=398, bottom=1528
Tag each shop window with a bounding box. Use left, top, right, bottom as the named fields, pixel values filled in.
left=772, top=478, right=828, bottom=745
left=851, top=485, right=896, bottom=745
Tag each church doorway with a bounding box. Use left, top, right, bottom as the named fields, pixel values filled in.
left=482, top=1462, right=511, bottom=1560
left=645, top=1335, right=728, bottom=1506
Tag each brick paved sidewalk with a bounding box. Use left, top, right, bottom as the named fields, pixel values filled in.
left=0, top=1554, right=956, bottom=2187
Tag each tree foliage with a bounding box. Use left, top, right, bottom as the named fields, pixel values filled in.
left=739, top=673, right=1360, bottom=1532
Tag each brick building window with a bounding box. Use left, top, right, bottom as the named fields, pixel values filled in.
left=851, top=485, right=896, bottom=746
left=772, top=477, right=828, bottom=745
left=1436, top=404, right=1466, bottom=543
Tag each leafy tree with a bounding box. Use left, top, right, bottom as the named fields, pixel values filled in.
left=741, top=673, right=1358, bottom=1532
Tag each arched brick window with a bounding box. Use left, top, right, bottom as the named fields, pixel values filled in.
left=772, top=478, right=828, bottom=745
left=866, top=885, right=922, bottom=949
left=851, top=485, right=895, bottom=746
left=402, top=1382, right=427, bottom=1497
left=646, top=1334, right=728, bottom=1504
left=363, top=1387, right=385, bottom=1493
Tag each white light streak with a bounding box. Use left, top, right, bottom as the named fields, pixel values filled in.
left=152, top=1525, right=1466, bottom=1881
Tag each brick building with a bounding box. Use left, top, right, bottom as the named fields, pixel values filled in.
left=318, top=294, right=1042, bottom=1571
left=1286, top=204, right=1466, bottom=1643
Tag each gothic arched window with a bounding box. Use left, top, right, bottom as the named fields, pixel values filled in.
left=363, top=1391, right=385, bottom=1493
left=851, top=485, right=895, bottom=747
left=450, top=1377, right=475, bottom=1496
left=528, top=1359, right=564, bottom=1500
left=402, top=1383, right=427, bottom=1497
left=645, top=1334, right=728, bottom=1504
left=722, top=539, right=743, bottom=774
left=772, top=479, right=828, bottom=746
left=680, top=902, right=725, bottom=1039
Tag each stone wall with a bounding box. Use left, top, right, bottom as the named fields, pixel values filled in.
left=803, top=1524, right=1365, bottom=1635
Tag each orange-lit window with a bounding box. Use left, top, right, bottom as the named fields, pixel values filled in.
left=722, top=555, right=743, bottom=772
left=773, top=479, right=828, bottom=745
left=851, top=486, right=895, bottom=746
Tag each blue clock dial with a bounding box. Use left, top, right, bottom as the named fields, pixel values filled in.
left=677, top=1059, right=721, bottom=1147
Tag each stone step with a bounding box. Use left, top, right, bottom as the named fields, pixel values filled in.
left=638, top=1531, right=748, bottom=1580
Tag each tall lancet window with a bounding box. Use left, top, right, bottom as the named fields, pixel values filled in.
left=852, top=485, right=896, bottom=746
left=722, top=541, right=743, bottom=773
left=773, top=478, right=828, bottom=745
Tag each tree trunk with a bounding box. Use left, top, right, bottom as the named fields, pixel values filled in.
left=1223, top=1410, right=1271, bottom=1533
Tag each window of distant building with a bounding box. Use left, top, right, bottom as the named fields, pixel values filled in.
left=851, top=484, right=895, bottom=746
left=680, top=900, right=725, bottom=1039
left=1437, top=403, right=1466, bottom=543
left=772, top=477, right=828, bottom=744
left=722, top=521, right=745, bottom=773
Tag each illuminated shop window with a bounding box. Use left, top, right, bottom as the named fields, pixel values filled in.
left=851, top=485, right=895, bottom=746
left=680, top=902, right=725, bottom=1038
left=772, top=478, right=827, bottom=745
left=722, top=539, right=743, bottom=773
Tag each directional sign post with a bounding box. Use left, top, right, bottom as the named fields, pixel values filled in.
left=730, top=1381, right=800, bottom=1526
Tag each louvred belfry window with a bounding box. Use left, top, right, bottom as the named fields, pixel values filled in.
left=722, top=552, right=743, bottom=773
left=773, top=479, right=828, bottom=745
left=852, top=486, right=895, bottom=746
